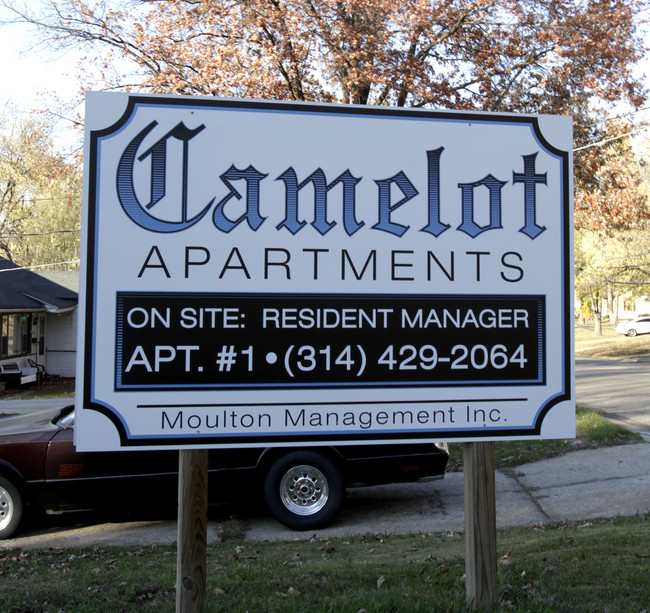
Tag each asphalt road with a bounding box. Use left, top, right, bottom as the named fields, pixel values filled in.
left=575, top=357, right=650, bottom=441
left=1, top=357, right=649, bottom=549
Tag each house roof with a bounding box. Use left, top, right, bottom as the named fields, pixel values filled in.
left=37, top=270, right=80, bottom=294
left=0, top=257, right=78, bottom=313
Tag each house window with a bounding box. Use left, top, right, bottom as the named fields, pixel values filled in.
left=1, top=313, right=32, bottom=359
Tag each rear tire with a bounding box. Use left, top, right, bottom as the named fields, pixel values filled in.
left=263, top=451, right=343, bottom=530
left=0, top=476, right=23, bottom=540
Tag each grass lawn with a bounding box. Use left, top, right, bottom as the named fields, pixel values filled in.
left=1, top=514, right=648, bottom=612
left=575, top=322, right=650, bottom=357
left=445, top=406, right=642, bottom=471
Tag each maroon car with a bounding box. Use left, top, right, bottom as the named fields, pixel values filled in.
left=0, top=405, right=448, bottom=539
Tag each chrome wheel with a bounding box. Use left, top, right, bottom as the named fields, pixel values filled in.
left=0, top=485, right=13, bottom=531
left=279, top=464, right=329, bottom=516
left=0, top=477, right=22, bottom=539
left=264, top=451, right=344, bottom=530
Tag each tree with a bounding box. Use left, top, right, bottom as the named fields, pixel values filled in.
left=4, top=0, right=646, bottom=116
left=3, top=0, right=649, bottom=274
left=573, top=118, right=650, bottom=334
left=0, top=109, right=81, bottom=269
left=5, top=0, right=647, bottom=219
left=575, top=227, right=650, bottom=331
left=575, top=120, right=650, bottom=233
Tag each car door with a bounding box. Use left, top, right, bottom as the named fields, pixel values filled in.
left=639, top=317, right=650, bottom=335
left=44, top=427, right=180, bottom=511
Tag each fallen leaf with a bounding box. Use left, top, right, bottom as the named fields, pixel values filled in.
left=499, top=551, right=515, bottom=566
left=376, top=574, right=386, bottom=589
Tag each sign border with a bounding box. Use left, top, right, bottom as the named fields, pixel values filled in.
left=80, top=95, right=573, bottom=446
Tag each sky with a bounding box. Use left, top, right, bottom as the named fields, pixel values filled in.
left=1, top=16, right=80, bottom=108
left=0, top=11, right=87, bottom=149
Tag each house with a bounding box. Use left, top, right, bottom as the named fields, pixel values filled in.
left=0, top=257, right=78, bottom=383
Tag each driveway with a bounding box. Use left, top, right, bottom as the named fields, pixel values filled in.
left=2, top=441, right=648, bottom=550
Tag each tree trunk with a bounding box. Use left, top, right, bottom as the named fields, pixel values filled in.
left=591, top=292, right=602, bottom=336
left=608, top=286, right=619, bottom=324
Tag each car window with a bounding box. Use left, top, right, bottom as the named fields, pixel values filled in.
left=54, top=408, right=75, bottom=429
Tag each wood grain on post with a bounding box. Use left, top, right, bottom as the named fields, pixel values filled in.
left=176, top=449, right=209, bottom=613
left=463, top=441, right=498, bottom=609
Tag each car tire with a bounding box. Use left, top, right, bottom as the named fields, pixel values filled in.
left=626, top=328, right=637, bottom=337
left=263, top=451, right=343, bottom=530
left=0, top=475, right=23, bottom=540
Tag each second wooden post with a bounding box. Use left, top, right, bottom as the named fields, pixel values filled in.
left=463, top=441, right=498, bottom=609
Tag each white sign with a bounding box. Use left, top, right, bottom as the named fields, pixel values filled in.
left=76, top=93, right=574, bottom=451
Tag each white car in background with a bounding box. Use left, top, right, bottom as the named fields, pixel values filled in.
left=616, top=315, right=650, bottom=337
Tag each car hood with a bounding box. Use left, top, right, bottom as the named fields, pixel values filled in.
left=0, top=408, right=67, bottom=437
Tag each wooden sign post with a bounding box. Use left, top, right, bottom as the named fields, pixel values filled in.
left=464, top=441, right=498, bottom=609
left=176, top=450, right=209, bottom=613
